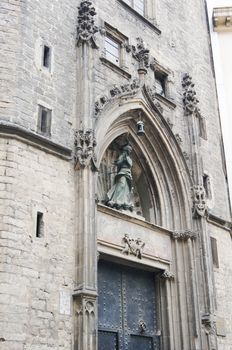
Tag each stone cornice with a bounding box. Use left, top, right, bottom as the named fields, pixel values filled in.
left=0, top=121, right=72, bottom=160
left=207, top=212, right=232, bottom=232
left=213, top=7, right=232, bottom=32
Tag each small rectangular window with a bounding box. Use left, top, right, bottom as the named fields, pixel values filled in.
left=210, top=237, right=219, bottom=268
left=105, top=36, right=120, bottom=66
left=134, top=0, right=145, bottom=15
left=43, top=45, right=51, bottom=69
left=36, top=212, right=44, bottom=238
left=203, top=174, right=212, bottom=199
left=155, top=71, right=167, bottom=97
left=38, top=105, right=52, bottom=136
left=122, top=0, right=145, bottom=16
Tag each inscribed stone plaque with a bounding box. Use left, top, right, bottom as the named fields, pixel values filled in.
left=59, top=291, right=71, bottom=315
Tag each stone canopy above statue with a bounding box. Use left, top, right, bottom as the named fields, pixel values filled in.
left=97, top=134, right=160, bottom=224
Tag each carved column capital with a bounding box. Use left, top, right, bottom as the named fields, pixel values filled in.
left=74, top=128, right=97, bottom=171
left=161, top=270, right=175, bottom=280
left=77, top=0, right=99, bottom=48
left=172, top=230, right=198, bottom=241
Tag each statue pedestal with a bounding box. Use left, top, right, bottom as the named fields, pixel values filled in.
left=120, top=209, right=146, bottom=221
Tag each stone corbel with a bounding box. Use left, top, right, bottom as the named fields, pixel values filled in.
left=74, top=128, right=98, bottom=171
left=76, top=0, right=99, bottom=48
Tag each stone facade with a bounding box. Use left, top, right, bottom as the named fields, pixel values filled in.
left=0, top=0, right=231, bottom=350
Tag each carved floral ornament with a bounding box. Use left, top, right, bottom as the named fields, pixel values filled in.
left=131, top=37, right=150, bottom=70
left=172, top=230, right=198, bottom=241
left=74, top=128, right=97, bottom=171
left=95, top=78, right=140, bottom=116
left=76, top=0, right=99, bottom=47
left=161, top=270, right=175, bottom=280
left=95, top=80, right=165, bottom=117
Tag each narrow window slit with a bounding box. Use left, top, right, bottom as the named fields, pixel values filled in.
left=43, top=45, right=51, bottom=69
left=38, top=105, right=52, bottom=136
left=210, top=237, right=219, bottom=268
left=36, top=212, right=44, bottom=238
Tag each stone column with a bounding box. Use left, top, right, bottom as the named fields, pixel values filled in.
left=160, top=270, right=175, bottom=350
left=182, top=74, right=218, bottom=350
left=73, top=2, right=99, bottom=350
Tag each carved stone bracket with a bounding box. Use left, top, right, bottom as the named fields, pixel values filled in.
left=121, top=233, right=145, bottom=259
left=192, top=185, right=208, bottom=218
left=161, top=270, right=175, bottom=280
left=74, top=128, right=97, bottom=171
left=172, top=230, right=198, bottom=241
left=131, top=37, right=150, bottom=70
left=77, top=0, right=99, bottom=47
left=95, top=78, right=140, bottom=117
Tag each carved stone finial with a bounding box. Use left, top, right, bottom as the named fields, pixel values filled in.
left=182, top=73, right=200, bottom=116
left=192, top=185, right=207, bottom=218
left=132, top=38, right=150, bottom=70
left=77, top=1, right=99, bottom=47
left=161, top=270, right=175, bottom=280
left=74, top=128, right=97, bottom=171
left=121, top=234, right=145, bottom=259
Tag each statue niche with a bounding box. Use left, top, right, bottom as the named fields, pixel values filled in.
left=105, top=144, right=134, bottom=211
left=97, top=135, right=160, bottom=224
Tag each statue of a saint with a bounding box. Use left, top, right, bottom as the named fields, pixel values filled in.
left=105, top=144, right=134, bottom=211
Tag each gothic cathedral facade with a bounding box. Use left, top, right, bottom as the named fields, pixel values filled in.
left=0, top=0, right=231, bottom=350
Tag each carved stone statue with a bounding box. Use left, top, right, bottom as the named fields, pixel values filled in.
left=105, top=144, right=134, bottom=211
left=121, top=234, right=145, bottom=259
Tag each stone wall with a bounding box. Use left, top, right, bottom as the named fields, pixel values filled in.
left=0, top=138, right=75, bottom=350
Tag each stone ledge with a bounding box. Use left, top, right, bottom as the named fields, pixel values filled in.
left=207, top=212, right=232, bottom=232
left=0, top=121, right=72, bottom=160
left=155, top=93, right=176, bottom=110
left=97, top=203, right=171, bottom=236
left=100, top=57, right=132, bottom=79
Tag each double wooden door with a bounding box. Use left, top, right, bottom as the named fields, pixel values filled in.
left=98, top=261, right=159, bottom=350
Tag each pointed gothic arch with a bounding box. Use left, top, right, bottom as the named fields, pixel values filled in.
left=95, top=90, right=193, bottom=230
